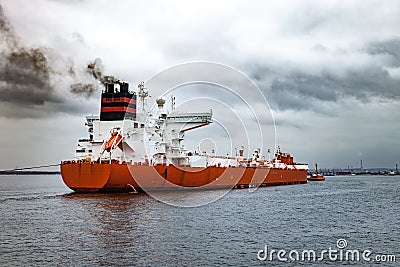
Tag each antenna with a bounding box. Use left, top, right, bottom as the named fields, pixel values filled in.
left=171, top=95, right=176, bottom=111
left=360, top=159, right=363, bottom=173
left=138, top=82, right=148, bottom=112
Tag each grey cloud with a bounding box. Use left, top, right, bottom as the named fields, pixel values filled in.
left=283, top=6, right=333, bottom=34
left=0, top=99, right=98, bottom=119
left=273, top=116, right=305, bottom=129
left=48, top=0, right=85, bottom=3
left=72, top=32, right=85, bottom=45
left=249, top=40, right=400, bottom=112
left=265, top=67, right=398, bottom=111
left=366, top=39, right=400, bottom=67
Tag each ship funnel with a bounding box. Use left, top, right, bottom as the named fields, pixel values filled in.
left=100, top=81, right=137, bottom=121
left=106, top=83, right=114, bottom=93
left=120, top=82, right=129, bottom=93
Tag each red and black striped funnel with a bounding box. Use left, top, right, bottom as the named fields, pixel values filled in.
left=100, top=82, right=137, bottom=121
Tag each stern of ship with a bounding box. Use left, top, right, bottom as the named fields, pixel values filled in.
left=60, top=162, right=112, bottom=193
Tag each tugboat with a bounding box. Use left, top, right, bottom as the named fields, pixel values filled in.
left=308, top=163, right=325, bottom=181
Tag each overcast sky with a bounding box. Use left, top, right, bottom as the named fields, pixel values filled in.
left=0, top=0, right=399, bottom=170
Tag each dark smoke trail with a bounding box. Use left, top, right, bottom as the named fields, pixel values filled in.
left=0, top=3, right=17, bottom=48
left=85, top=57, right=119, bottom=85
left=0, top=3, right=57, bottom=105
left=69, top=57, right=120, bottom=96
left=0, top=3, right=102, bottom=106
left=69, top=58, right=103, bottom=96
left=87, top=57, right=103, bottom=80
left=0, top=3, right=124, bottom=119
left=70, top=83, right=96, bottom=97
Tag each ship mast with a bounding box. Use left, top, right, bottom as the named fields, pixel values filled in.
left=171, top=95, right=176, bottom=112
left=138, top=82, right=149, bottom=112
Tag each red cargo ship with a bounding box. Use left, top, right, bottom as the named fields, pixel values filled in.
left=61, top=81, right=308, bottom=193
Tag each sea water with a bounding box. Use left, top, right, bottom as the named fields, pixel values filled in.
left=0, top=175, right=399, bottom=266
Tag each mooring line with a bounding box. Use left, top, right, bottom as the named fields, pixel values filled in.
left=0, top=164, right=61, bottom=172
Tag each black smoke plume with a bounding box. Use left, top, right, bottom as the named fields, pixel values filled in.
left=0, top=3, right=104, bottom=110
left=0, top=4, right=59, bottom=105
left=69, top=58, right=120, bottom=96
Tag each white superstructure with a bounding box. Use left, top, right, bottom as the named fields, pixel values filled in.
left=74, top=81, right=308, bottom=171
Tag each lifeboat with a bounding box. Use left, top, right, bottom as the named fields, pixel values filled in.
left=104, top=131, right=122, bottom=152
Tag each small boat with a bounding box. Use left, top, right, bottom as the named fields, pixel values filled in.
left=308, top=163, right=325, bottom=181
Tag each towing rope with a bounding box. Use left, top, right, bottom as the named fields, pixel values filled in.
left=0, top=164, right=60, bottom=172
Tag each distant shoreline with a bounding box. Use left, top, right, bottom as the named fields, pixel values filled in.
left=0, top=171, right=60, bottom=175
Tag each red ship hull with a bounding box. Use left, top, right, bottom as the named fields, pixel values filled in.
left=307, top=174, right=325, bottom=181
left=61, top=162, right=307, bottom=193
